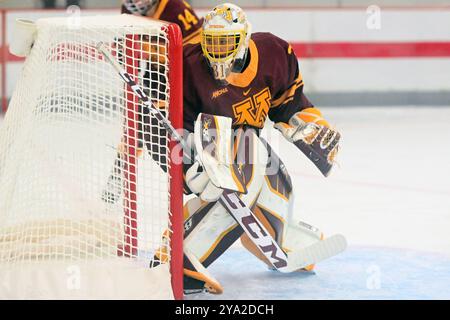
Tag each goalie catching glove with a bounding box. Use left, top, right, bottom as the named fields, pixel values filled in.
left=274, top=107, right=340, bottom=177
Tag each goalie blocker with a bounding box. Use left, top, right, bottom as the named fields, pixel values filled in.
left=274, top=107, right=341, bottom=177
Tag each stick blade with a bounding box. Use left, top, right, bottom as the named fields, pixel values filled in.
left=285, top=234, right=347, bottom=272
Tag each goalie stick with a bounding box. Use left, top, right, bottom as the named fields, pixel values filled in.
left=96, top=42, right=347, bottom=273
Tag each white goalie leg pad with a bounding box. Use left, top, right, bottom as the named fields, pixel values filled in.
left=250, top=144, right=324, bottom=263
left=241, top=147, right=347, bottom=271
left=184, top=129, right=269, bottom=268
left=283, top=219, right=324, bottom=254
left=239, top=169, right=293, bottom=267
left=257, top=178, right=323, bottom=251
left=183, top=196, right=204, bottom=220
left=184, top=202, right=237, bottom=265
left=194, top=114, right=244, bottom=193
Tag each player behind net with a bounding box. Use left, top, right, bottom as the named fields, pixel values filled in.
left=102, top=0, right=204, bottom=203
left=178, top=3, right=342, bottom=294
left=122, top=0, right=203, bottom=45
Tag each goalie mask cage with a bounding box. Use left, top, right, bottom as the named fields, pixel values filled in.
left=0, top=15, right=183, bottom=299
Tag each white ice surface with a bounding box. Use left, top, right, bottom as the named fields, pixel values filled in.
left=189, top=106, right=450, bottom=299
left=2, top=106, right=450, bottom=299
left=286, top=107, right=450, bottom=255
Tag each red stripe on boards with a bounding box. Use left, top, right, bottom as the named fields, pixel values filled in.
left=2, top=42, right=450, bottom=62
left=292, top=42, right=450, bottom=58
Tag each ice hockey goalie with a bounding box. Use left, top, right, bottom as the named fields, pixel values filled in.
left=178, top=3, right=344, bottom=295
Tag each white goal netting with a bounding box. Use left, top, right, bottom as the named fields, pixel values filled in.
left=0, top=15, right=183, bottom=299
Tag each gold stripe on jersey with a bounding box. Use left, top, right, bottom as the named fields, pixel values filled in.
left=182, top=0, right=192, bottom=8
left=183, top=28, right=202, bottom=45
left=225, top=40, right=259, bottom=88
left=270, top=75, right=304, bottom=108
left=281, top=96, right=295, bottom=106
left=271, top=76, right=303, bottom=108
left=152, top=0, right=169, bottom=19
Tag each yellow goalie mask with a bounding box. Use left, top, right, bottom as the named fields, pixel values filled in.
left=201, top=3, right=252, bottom=82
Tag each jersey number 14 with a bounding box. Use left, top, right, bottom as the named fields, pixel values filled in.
left=178, top=9, right=198, bottom=31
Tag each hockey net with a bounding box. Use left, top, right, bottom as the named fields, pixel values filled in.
left=0, top=15, right=183, bottom=299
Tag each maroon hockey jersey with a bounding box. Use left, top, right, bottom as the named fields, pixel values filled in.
left=122, top=0, right=203, bottom=44
left=183, top=32, right=314, bottom=132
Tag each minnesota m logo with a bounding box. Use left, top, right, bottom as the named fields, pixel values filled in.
left=232, top=87, right=271, bottom=128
